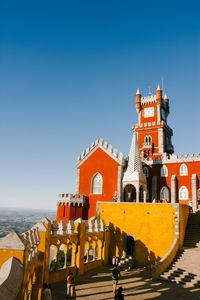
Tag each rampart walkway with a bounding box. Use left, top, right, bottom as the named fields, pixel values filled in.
left=51, top=266, right=200, bottom=299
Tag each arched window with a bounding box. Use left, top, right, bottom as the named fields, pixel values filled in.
left=148, top=135, right=152, bottom=145
left=160, top=186, right=169, bottom=201
left=180, top=164, right=188, bottom=176
left=179, top=186, right=188, bottom=200
left=92, top=173, right=103, bottom=194
left=144, top=135, right=152, bottom=146
left=161, top=165, right=168, bottom=177
left=143, top=167, right=149, bottom=177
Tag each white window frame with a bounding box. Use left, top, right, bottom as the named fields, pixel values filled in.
left=160, top=186, right=169, bottom=201
left=161, top=165, right=168, bottom=177
left=180, top=163, right=188, bottom=176
left=92, top=173, right=103, bottom=194
left=179, top=186, right=188, bottom=200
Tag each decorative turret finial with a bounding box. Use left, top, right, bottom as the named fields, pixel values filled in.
left=164, top=93, right=168, bottom=100
left=156, top=84, right=161, bottom=91
left=136, top=88, right=141, bottom=95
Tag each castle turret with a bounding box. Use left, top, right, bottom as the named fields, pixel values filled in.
left=133, top=84, right=174, bottom=160
left=156, top=84, right=162, bottom=104
left=56, top=194, right=88, bottom=223
left=135, top=88, right=141, bottom=112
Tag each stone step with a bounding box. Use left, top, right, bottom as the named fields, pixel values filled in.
left=160, top=211, right=200, bottom=289
left=162, top=271, right=199, bottom=287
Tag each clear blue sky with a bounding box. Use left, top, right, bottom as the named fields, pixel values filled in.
left=0, top=0, right=199, bottom=209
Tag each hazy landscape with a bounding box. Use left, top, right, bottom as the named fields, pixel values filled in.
left=0, top=207, right=56, bottom=237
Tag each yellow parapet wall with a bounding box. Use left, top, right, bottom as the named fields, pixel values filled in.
left=97, top=202, right=189, bottom=267
left=0, top=217, right=110, bottom=300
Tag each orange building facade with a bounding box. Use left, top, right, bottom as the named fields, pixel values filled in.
left=56, top=85, right=200, bottom=222
left=77, top=142, right=125, bottom=218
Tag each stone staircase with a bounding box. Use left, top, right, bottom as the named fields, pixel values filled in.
left=160, top=211, right=200, bottom=288
left=118, top=256, right=135, bottom=272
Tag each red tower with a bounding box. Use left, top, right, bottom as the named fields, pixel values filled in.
left=134, top=85, right=174, bottom=160
left=56, top=194, right=88, bottom=223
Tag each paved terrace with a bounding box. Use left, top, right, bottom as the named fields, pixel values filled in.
left=51, top=266, right=200, bottom=299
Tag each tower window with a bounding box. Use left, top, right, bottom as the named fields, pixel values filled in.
left=92, top=173, right=103, bottom=194
left=179, top=186, right=188, bottom=200
left=144, top=135, right=152, bottom=146
left=180, top=164, right=188, bottom=176
left=160, top=186, right=169, bottom=201
left=160, top=165, right=168, bottom=177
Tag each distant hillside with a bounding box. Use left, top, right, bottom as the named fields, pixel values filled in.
left=0, top=207, right=56, bottom=237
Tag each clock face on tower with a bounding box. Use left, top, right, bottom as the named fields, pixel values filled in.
left=144, top=107, right=154, bottom=118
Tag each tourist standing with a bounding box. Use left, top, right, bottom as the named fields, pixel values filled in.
left=112, top=265, right=120, bottom=295
left=67, top=271, right=75, bottom=299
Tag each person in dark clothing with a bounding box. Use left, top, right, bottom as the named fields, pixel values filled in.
left=112, top=265, right=120, bottom=295
left=114, top=286, right=124, bottom=300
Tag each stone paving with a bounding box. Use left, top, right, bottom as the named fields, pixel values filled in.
left=51, top=266, right=200, bottom=300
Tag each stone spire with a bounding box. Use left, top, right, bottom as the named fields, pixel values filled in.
left=122, top=130, right=147, bottom=203
left=123, top=130, right=143, bottom=182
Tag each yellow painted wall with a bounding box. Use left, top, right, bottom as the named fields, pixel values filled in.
left=98, top=203, right=178, bottom=266
left=0, top=249, right=24, bottom=266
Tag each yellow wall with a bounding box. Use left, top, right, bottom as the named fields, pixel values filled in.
left=0, top=249, right=24, bottom=266
left=153, top=205, right=189, bottom=277
left=98, top=203, right=179, bottom=266
left=0, top=204, right=189, bottom=297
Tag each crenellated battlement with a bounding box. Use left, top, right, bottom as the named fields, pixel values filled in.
left=144, top=152, right=200, bottom=165
left=57, top=193, right=87, bottom=206
left=141, top=94, right=157, bottom=104
left=76, top=137, right=125, bottom=166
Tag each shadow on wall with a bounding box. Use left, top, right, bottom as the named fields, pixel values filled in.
left=108, top=223, right=161, bottom=267
left=135, top=240, right=161, bottom=266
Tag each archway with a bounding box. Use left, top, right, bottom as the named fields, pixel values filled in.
left=126, top=236, right=135, bottom=257
left=124, top=184, right=136, bottom=202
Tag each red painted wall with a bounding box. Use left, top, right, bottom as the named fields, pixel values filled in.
left=137, top=127, right=159, bottom=156
left=148, top=161, right=200, bottom=202
left=78, top=147, right=120, bottom=218
left=56, top=203, right=88, bottom=223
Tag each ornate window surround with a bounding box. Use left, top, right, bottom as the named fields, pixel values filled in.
left=180, top=163, right=188, bottom=176
left=92, top=173, right=103, bottom=194
left=179, top=186, right=188, bottom=200
left=161, top=165, right=168, bottom=177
